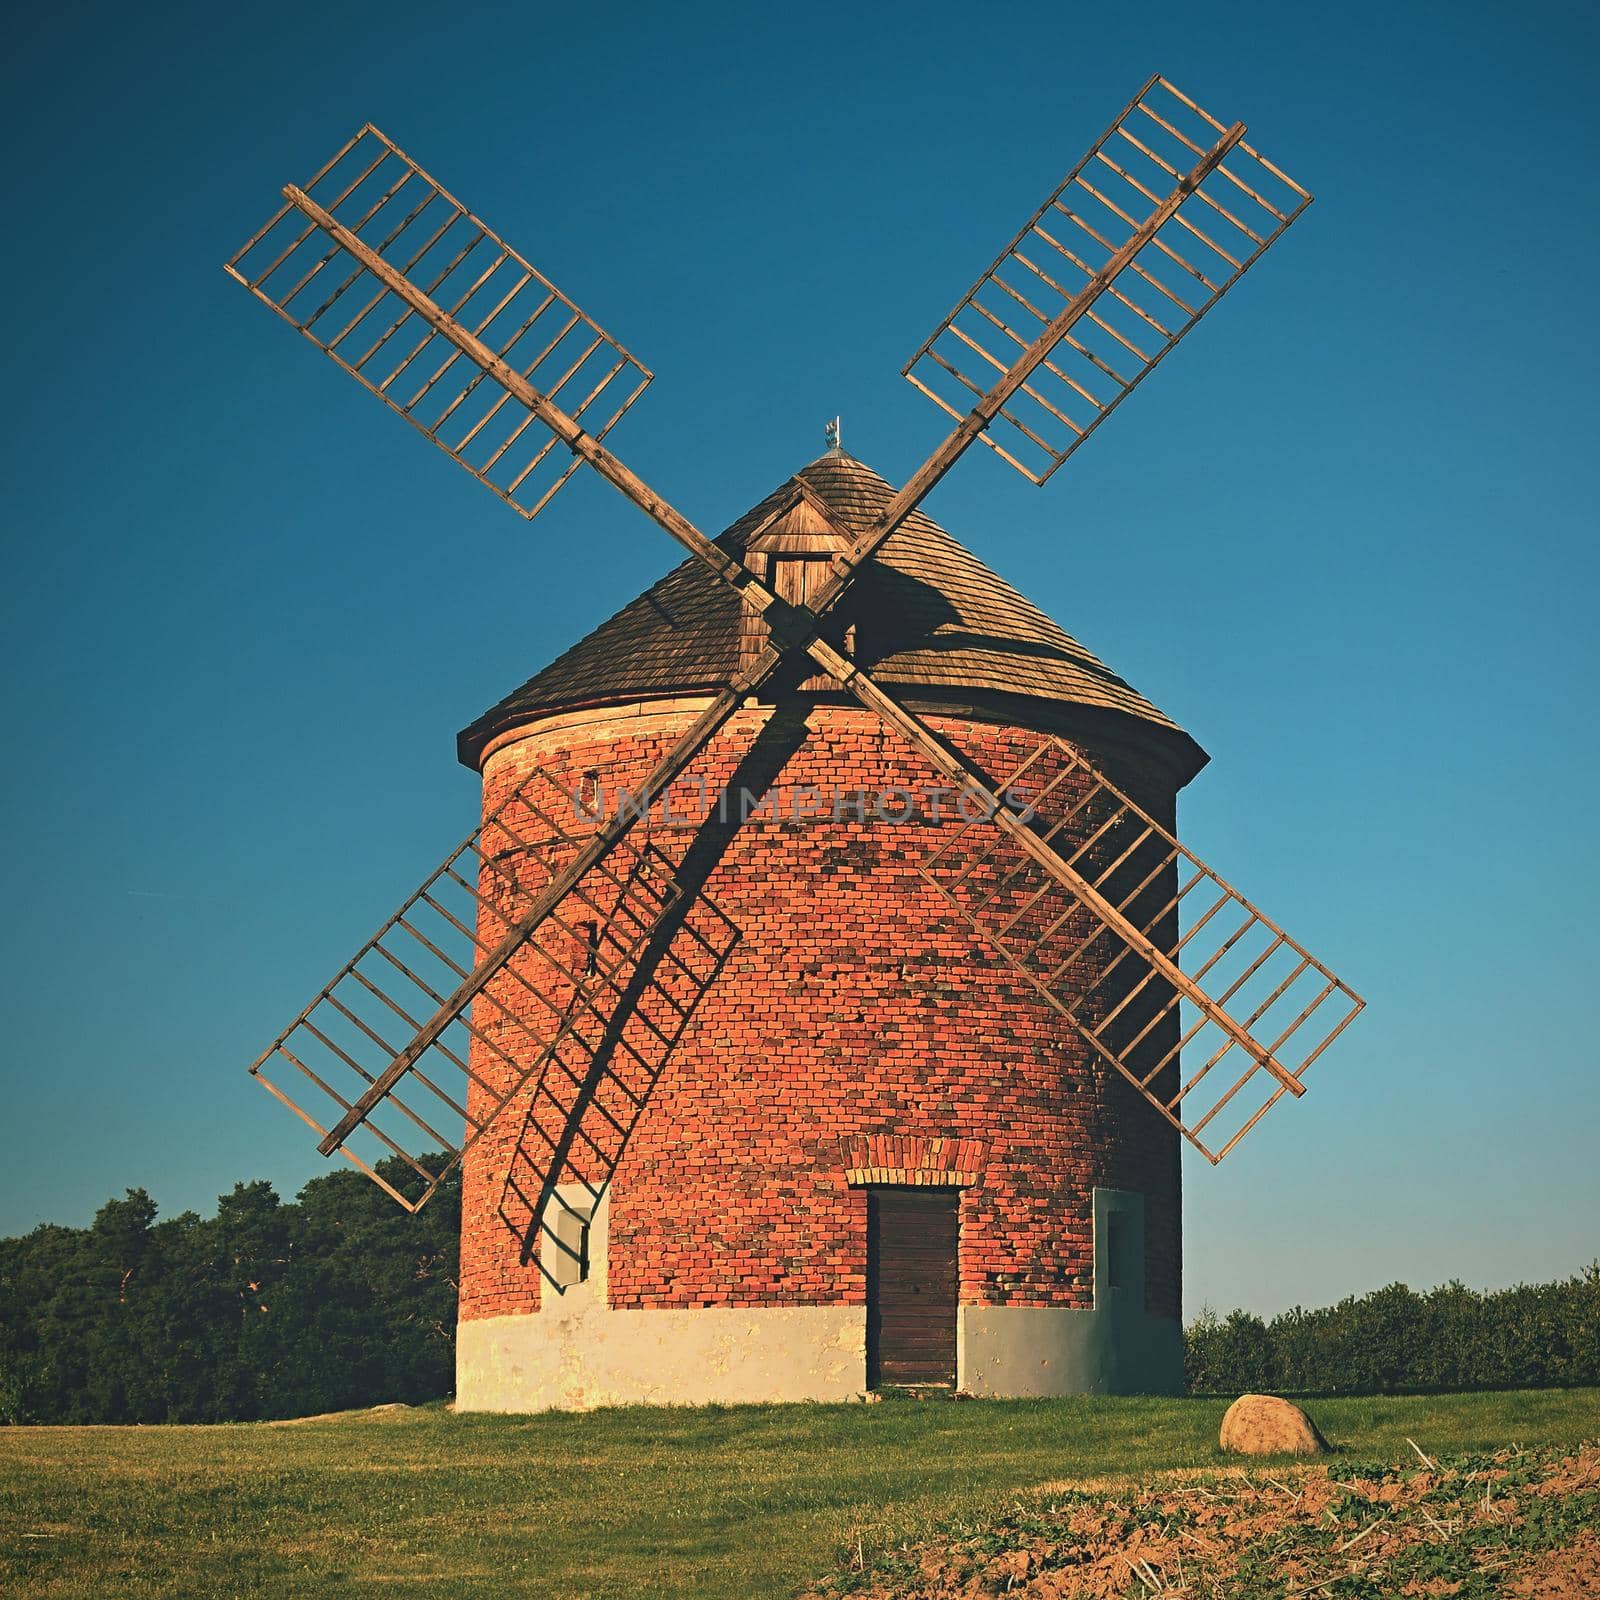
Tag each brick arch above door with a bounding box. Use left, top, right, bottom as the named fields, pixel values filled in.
left=842, top=1134, right=988, bottom=1189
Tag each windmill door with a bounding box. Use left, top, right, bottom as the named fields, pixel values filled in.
left=866, top=1188, right=959, bottom=1387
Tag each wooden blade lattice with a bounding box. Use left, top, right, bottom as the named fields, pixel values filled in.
left=249, top=759, right=738, bottom=1213
left=225, top=125, right=651, bottom=520
left=903, top=75, right=1312, bottom=484
left=916, top=737, right=1362, bottom=1163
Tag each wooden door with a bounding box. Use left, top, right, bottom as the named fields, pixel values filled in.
left=867, top=1187, right=959, bottom=1387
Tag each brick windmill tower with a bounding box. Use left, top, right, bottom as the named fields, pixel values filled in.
left=226, top=78, right=1363, bottom=1408
left=445, top=442, right=1212, bottom=1406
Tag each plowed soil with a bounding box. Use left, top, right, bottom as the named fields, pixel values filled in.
left=806, top=1442, right=1600, bottom=1598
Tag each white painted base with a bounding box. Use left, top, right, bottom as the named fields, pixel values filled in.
left=959, top=1306, right=1183, bottom=1397
left=456, top=1301, right=1182, bottom=1410
left=457, top=1303, right=867, bottom=1411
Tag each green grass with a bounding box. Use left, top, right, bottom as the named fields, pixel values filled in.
left=1, top=1388, right=1595, bottom=1599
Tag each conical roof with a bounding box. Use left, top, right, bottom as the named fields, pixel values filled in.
left=457, top=449, right=1206, bottom=780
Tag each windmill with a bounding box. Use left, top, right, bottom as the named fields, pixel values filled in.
left=226, top=76, right=1363, bottom=1404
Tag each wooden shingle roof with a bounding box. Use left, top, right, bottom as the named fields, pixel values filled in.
left=457, top=450, right=1206, bottom=778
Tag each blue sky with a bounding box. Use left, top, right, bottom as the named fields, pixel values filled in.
left=1, top=0, right=1595, bottom=1319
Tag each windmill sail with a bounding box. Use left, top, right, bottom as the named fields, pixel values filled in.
left=915, top=736, right=1362, bottom=1163
left=902, top=75, right=1312, bottom=484
left=225, top=125, right=652, bottom=520
left=249, top=756, right=738, bottom=1225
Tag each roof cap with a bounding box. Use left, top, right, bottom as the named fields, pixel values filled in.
left=457, top=449, right=1206, bottom=783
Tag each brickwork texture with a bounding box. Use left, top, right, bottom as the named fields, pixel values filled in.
left=456, top=698, right=1184, bottom=1330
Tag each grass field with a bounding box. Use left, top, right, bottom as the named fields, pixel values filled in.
left=1, top=1388, right=1595, bottom=1598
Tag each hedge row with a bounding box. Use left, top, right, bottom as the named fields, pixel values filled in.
left=1184, top=1268, right=1600, bottom=1395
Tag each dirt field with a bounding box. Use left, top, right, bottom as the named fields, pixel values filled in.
left=804, top=1440, right=1600, bottom=1597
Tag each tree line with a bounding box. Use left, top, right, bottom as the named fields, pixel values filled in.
left=0, top=1156, right=458, bottom=1424
left=1184, top=1269, right=1600, bottom=1395
left=2, top=1159, right=1595, bottom=1420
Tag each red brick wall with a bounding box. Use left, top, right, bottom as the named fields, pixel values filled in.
left=458, top=701, right=1183, bottom=1325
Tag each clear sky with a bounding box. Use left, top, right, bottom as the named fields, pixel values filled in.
left=1, top=0, right=1595, bottom=1320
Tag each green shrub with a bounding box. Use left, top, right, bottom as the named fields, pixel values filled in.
left=1185, top=1265, right=1600, bottom=1394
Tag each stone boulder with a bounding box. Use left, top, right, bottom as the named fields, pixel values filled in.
left=1219, top=1393, right=1329, bottom=1456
